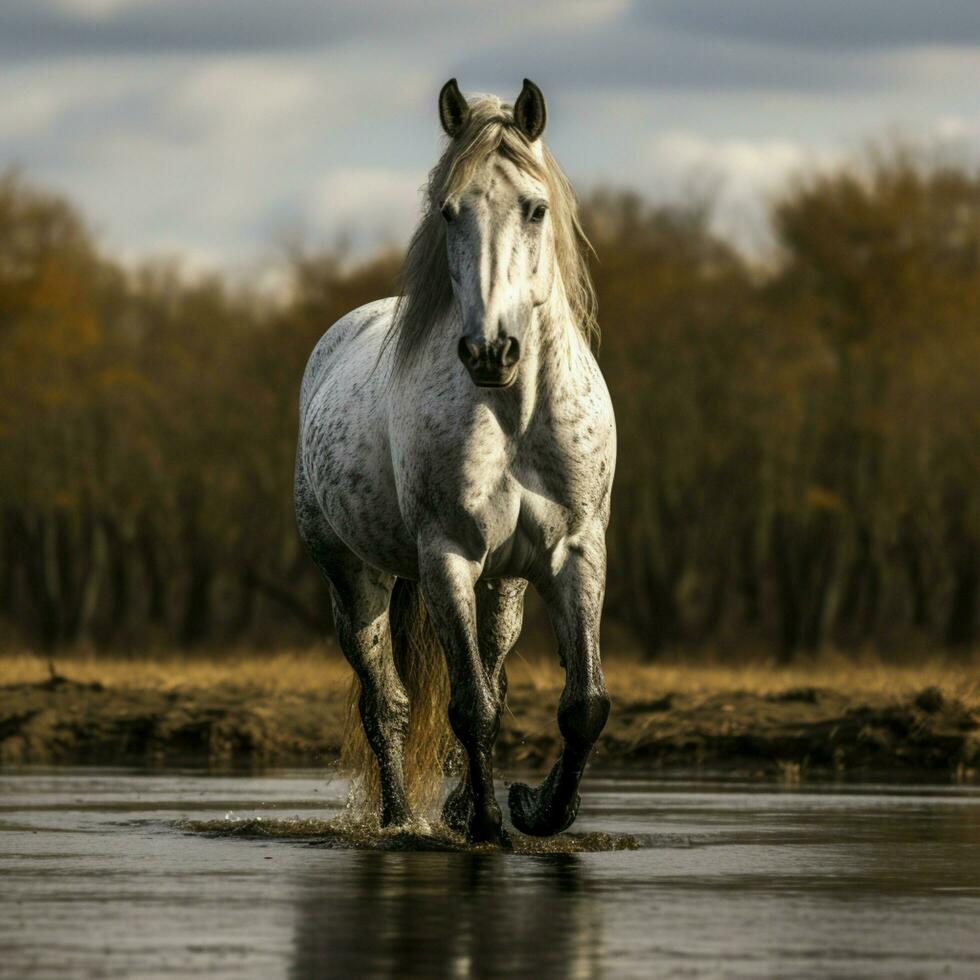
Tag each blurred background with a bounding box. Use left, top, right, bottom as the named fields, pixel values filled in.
left=1, top=0, right=979, bottom=660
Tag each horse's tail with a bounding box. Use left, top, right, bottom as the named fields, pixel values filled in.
left=340, top=578, right=454, bottom=820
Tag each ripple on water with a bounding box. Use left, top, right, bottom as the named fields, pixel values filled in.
left=174, top=816, right=642, bottom=854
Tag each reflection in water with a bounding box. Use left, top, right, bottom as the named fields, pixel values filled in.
left=291, top=852, right=600, bottom=978
left=3, top=771, right=980, bottom=979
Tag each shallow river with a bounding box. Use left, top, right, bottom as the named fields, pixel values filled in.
left=1, top=768, right=978, bottom=978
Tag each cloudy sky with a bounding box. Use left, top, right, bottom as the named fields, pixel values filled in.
left=2, top=0, right=978, bottom=270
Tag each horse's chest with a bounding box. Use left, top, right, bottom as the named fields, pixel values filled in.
left=468, top=433, right=606, bottom=573
left=396, top=370, right=614, bottom=576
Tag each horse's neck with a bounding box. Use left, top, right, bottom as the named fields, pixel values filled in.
left=516, top=284, right=580, bottom=412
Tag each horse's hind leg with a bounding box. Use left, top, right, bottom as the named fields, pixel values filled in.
left=508, top=530, right=610, bottom=836
left=327, top=562, right=412, bottom=826
left=442, top=577, right=527, bottom=834
left=303, top=549, right=409, bottom=823
left=296, top=464, right=410, bottom=825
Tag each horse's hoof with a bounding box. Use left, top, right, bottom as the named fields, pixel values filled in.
left=470, top=822, right=511, bottom=848
left=471, top=823, right=511, bottom=848
left=508, top=781, right=580, bottom=837
left=468, top=802, right=509, bottom=847
left=380, top=801, right=411, bottom=828
left=441, top=786, right=473, bottom=835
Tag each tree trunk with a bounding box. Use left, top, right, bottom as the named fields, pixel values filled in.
left=945, top=532, right=979, bottom=650
left=179, top=549, right=212, bottom=646
left=178, top=485, right=212, bottom=647
left=231, top=567, right=256, bottom=638
left=68, top=512, right=108, bottom=645
left=138, top=516, right=167, bottom=625
left=771, top=513, right=801, bottom=662
left=102, top=517, right=130, bottom=642
left=899, top=515, right=931, bottom=630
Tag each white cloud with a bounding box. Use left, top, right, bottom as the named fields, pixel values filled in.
left=934, top=116, right=971, bottom=142
left=311, top=167, right=424, bottom=249
left=52, top=0, right=158, bottom=18
left=648, top=131, right=813, bottom=192
left=2, top=3, right=979, bottom=271
left=166, top=59, right=323, bottom=137
left=638, top=131, right=841, bottom=251
left=0, top=90, right=61, bottom=140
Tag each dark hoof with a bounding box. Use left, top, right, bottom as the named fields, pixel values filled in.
left=473, top=823, right=511, bottom=848
left=508, top=781, right=580, bottom=837
left=443, top=784, right=509, bottom=846
left=469, top=801, right=510, bottom=847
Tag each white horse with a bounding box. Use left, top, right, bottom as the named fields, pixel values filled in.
left=295, top=79, right=616, bottom=844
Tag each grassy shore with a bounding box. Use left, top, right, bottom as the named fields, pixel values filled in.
left=4, top=646, right=979, bottom=704
left=1, top=648, right=978, bottom=778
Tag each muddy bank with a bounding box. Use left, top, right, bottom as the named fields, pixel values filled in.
left=1, top=674, right=978, bottom=778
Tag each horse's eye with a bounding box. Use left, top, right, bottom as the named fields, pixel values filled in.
left=441, top=202, right=456, bottom=223
left=529, top=203, right=548, bottom=223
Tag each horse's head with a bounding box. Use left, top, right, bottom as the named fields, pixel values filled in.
left=438, top=79, right=554, bottom=388
left=389, top=81, right=594, bottom=385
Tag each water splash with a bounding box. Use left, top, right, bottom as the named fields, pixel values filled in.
left=176, top=815, right=641, bottom=854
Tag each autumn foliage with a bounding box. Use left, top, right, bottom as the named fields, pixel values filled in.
left=1, top=150, right=978, bottom=656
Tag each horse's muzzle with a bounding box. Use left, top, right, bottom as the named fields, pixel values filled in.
left=457, top=334, right=520, bottom=387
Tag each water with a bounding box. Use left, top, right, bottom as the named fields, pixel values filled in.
left=1, top=769, right=978, bottom=978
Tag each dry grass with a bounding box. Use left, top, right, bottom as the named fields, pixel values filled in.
left=2, top=646, right=977, bottom=711
left=0, top=647, right=351, bottom=693
left=510, top=649, right=980, bottom=710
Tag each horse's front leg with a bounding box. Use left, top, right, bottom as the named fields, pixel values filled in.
left=419, top=547, right=507, bottom=845
left=442, top=577, right=526, bottom=835
left=509, top=529, right=610, bottom=836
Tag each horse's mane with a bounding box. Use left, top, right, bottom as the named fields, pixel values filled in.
left=386, top=94, right=598, bottom=374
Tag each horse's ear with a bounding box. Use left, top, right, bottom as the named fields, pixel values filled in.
left=513, top=78, right=547, bottom=141
left=438, top=78, right=470, bottom=138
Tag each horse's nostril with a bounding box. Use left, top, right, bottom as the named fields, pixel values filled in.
left=500, top=336, right=520, bottom=367
left=458, top=337, right=481, bottom=366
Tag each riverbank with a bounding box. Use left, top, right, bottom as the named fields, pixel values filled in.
left=1, top=651, right=977, bottom=778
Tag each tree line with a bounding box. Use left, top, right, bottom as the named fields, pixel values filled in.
left=0, top=148, right=978, bottom=658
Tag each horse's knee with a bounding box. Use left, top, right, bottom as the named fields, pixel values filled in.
left=558, top=689, right=610, bottom=747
